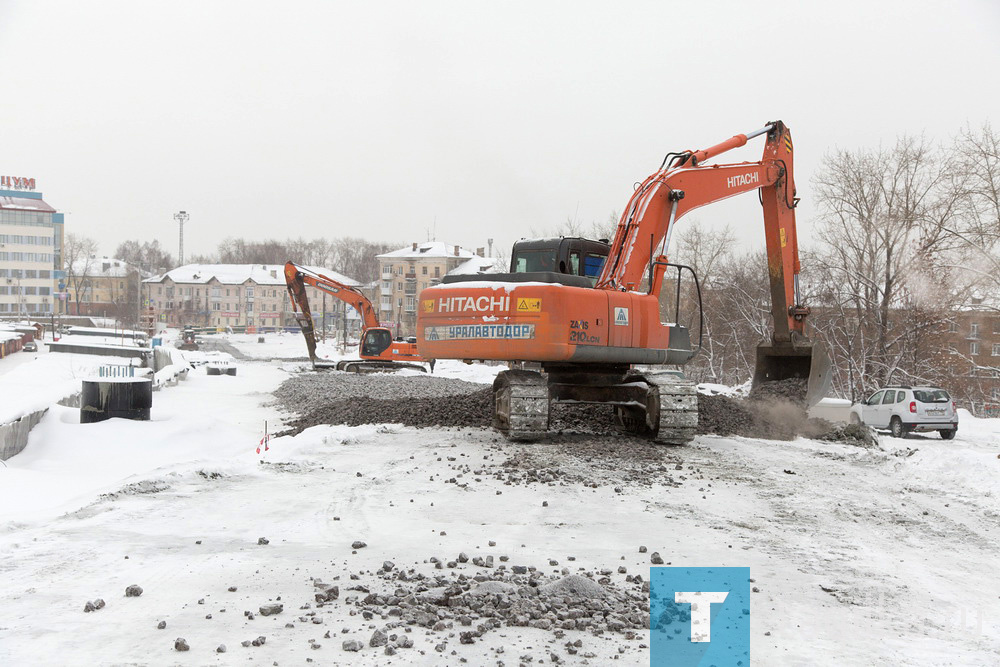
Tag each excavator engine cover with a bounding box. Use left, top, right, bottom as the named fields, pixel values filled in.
left=752, top=336, right=832, bottom=407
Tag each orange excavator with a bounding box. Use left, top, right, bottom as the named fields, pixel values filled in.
left=417, top=121, right=831, bottom=442
left=284, top=262, right=433, bottom=373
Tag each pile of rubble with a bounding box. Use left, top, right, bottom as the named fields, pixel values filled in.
left=310, top=555, right=652, bottom=656
left=275, top=372, right=871, bottom=446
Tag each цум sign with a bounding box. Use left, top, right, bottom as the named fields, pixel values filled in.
left=0, top=176, right=36, bottom=190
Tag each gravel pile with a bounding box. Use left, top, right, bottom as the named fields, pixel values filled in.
left=311, top=556, right=650, bottom=656
left=281, top=388, right=493, bottom=434
left=275, top=372, right=485, bottom=409
left=747, top=377, right=809, bottom=405
left=276, top=371, right=860, bottom=446
left=816, top=422, right=879, bottom=448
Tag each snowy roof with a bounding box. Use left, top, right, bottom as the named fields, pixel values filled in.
left=70, top=256, right=148, bottom=278
left=0, top=196, right=56, bottom=213
left=448, top=256, right=504, bottom=276
left=144, top=264, right=359, bottom=287
left=377, top=241, right=477, bottom=260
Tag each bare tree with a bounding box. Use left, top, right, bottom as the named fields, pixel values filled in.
left=114, top=239, right=175, bottom=274
left=810, top=136, right=969, bottom=399
left=64, top=233, right=99, bottom=315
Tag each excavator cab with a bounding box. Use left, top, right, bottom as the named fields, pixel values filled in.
left=360, top=327, right=393, bottom=359
left=510, top=237, right=610, bottom=285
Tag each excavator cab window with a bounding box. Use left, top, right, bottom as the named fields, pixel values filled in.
left=510, top=238, right=610, bottom=282
left=361, top=329, right=392, bottom=357
left=514, top=251, right=556, bottom=273
left=582, top=253, right=606, bottom=283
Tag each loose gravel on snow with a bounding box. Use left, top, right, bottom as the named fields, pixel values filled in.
left=275, top=371, right=870, bottom=447
left=306, top=556, right=652, bottom=658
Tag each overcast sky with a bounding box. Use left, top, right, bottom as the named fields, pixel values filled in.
left=1, top=0, right=997, bottom=263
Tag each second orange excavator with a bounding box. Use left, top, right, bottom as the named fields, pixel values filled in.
left=284, top=262, right=433, bottom=373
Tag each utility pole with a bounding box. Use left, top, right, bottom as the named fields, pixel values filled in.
left=174, top=211, right=189, bottom=265
left=321, top=292, right=327, bottom=343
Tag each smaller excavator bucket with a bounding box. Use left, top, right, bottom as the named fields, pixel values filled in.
left=752, top=338, right=832, bottom=407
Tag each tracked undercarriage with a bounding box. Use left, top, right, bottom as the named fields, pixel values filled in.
left=312, top=359, right=429, bottom=374
left=492, top=364, right=697, bottom=444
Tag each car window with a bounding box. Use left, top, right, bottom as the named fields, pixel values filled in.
left=913, top=389, right=950, bottom=403
left=882, top=391, right=896, bottom=405
left=896, top=390, right=905, bottom=402
left=867, top=391, right=884, bottom=405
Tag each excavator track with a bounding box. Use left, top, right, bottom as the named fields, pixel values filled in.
left=492, top=370, right=550, bottom=441
left=614, top=371, right=697, bottom=444
left=337, top=360, right=428, bottom=374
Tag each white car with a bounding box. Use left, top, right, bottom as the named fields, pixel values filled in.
left=850, top=386, right=958, bottom=439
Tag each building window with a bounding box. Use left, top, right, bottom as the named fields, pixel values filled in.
left=246, top=302, right=253, bottom=312
left=434, top=266, right=440, bottom=277
left=397, top=282, right=402, bottom=290
left=422, top=266, right=428, bottom=275
left=406, top=296, right=416, bottom=312
left=246, top=287, right=254, bottom=298
left=381, top=296, right=391, bottom=308
left=970, top=323, right=979, bottom=338
left=971, top=341, right=980, bottom=355
left=993, top=344, right=1000, bottom=357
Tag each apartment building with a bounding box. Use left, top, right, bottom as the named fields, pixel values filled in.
left=142, top=264, right=363, bottom=332
left=65, top=256, right=145, bottom=320
left=944, top=302, right=1000, bottom=415
left=0, top=179, right=64, bottom=318
left=376, top=242, right=497, bottom=337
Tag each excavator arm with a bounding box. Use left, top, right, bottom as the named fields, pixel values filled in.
left=283, top=261, right=381, bottom=362
left=597, top=121, right=828, bottom=401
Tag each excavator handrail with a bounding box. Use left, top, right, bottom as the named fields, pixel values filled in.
left=652, top=260, right=704, bottom=358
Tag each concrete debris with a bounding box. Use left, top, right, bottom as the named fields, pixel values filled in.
left=124, top=585, right=143, bottom=598
left=174, top=638, right=189, bottom=651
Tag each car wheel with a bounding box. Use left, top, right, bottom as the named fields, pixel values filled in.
left=890, top=416, right=906, bottom=438
left=939, top=429, right=956, bottom=440
left=850, top=413, right=862, bottom=425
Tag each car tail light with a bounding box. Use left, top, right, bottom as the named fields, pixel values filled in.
left=909, top=401, right=916, bottom=413
left=951, top=401, right=956, bottom=413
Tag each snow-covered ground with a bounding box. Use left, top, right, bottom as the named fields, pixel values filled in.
left=0, top=352, right=997, bottom=665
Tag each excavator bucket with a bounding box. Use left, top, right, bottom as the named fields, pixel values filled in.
left=752, top=338, right=832, bottom=407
